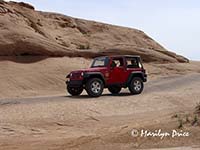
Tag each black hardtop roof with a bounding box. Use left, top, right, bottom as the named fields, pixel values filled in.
left=95, top=55, right=141, bottom=59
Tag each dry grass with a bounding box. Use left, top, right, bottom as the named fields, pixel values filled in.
left=195, top=102, right=200, bottom=114
left=172, top=102, right=200, bottom=128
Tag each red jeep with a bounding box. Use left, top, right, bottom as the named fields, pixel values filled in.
left=66, top=55, right=147, bottom=97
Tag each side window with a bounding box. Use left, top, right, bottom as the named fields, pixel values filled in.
left=126, top=58, right=139, bottom=68
left=111, top=58, right=124, bottom=68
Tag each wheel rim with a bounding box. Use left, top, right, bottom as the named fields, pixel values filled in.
left=133, top=80, right=142, bottom=92
left=91, top=81, right=101, bottom=94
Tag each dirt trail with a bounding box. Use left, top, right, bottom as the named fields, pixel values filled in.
left=0, top=73, right=200, bottom=150
left=1, top=73, right=199, bottom=104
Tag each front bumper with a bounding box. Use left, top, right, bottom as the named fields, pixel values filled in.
left=66, top=79, right=83, bottom=87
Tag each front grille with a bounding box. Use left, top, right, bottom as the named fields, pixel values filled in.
left=71, top=73, right=81, bottom=79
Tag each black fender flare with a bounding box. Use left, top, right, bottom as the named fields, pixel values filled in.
left=126, top=71, right=147, bottom=85
left=83, top=72, right=105, bottom=84
left=66, top=74, right=70, bottom=78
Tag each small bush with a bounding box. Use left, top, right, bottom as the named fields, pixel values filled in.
left=192, top=115, right=199, bottom=126
left=186, top=114, right=190, bottom=123
left=173, top=102, right=200, bottom=128
left=78, top=44, right=90, bottom=50
left=178, top=118, right=183, bottom=129
left=195, top=102, right=200, bottom=114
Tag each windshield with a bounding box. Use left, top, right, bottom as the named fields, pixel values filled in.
left=91, top=57, right=109, bottom=68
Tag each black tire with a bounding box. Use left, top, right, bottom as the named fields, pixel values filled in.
left=67, top=85, right=83, bottom=96
left=108, top=86, right=122, bottom=94
left=85, top=78, right=104, bottom=97
left=128, top=77, right=144, bottom=94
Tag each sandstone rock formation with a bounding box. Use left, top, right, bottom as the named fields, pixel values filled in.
left=0, top=1, right=189, bottom=63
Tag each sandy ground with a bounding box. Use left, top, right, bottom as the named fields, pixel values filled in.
left=0, top=57, right=200, bottom=150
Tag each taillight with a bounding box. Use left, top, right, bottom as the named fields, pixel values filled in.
left=142, top=69, right=146, bottom=74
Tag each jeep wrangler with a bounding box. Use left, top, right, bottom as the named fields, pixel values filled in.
left=66, top=55, right=147, bottom=97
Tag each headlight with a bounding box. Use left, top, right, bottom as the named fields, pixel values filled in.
left=81, top=72, right=84, bottom=77
left=70, top=73, right=73, bottom=77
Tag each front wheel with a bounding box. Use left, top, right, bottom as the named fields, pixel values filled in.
left=128, top=77, right=144, bottom=94
left=67, top=85, right=83, bottom=96
left=108, top=86, right=122, bottom=94
left=85, top=78, right=104, bottom=97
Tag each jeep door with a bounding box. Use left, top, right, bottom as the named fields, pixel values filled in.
left=107, top=57, right=127, bottom=84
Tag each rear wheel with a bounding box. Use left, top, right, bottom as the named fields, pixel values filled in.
left=67, top=85, right=83, bottom=96
left=85, top=78, right=104, bottom=97
left=108, top=86, right=122, bottom=94
left=128, top=77, right=143, bottom=94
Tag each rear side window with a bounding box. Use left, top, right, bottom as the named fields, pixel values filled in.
left=126, top=58, right=140, bottom=68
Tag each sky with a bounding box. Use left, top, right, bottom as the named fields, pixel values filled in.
left=8, top=0, right=200, bottom=60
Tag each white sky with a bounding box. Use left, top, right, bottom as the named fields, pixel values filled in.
left=8, top=0, right=200, bottom=60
